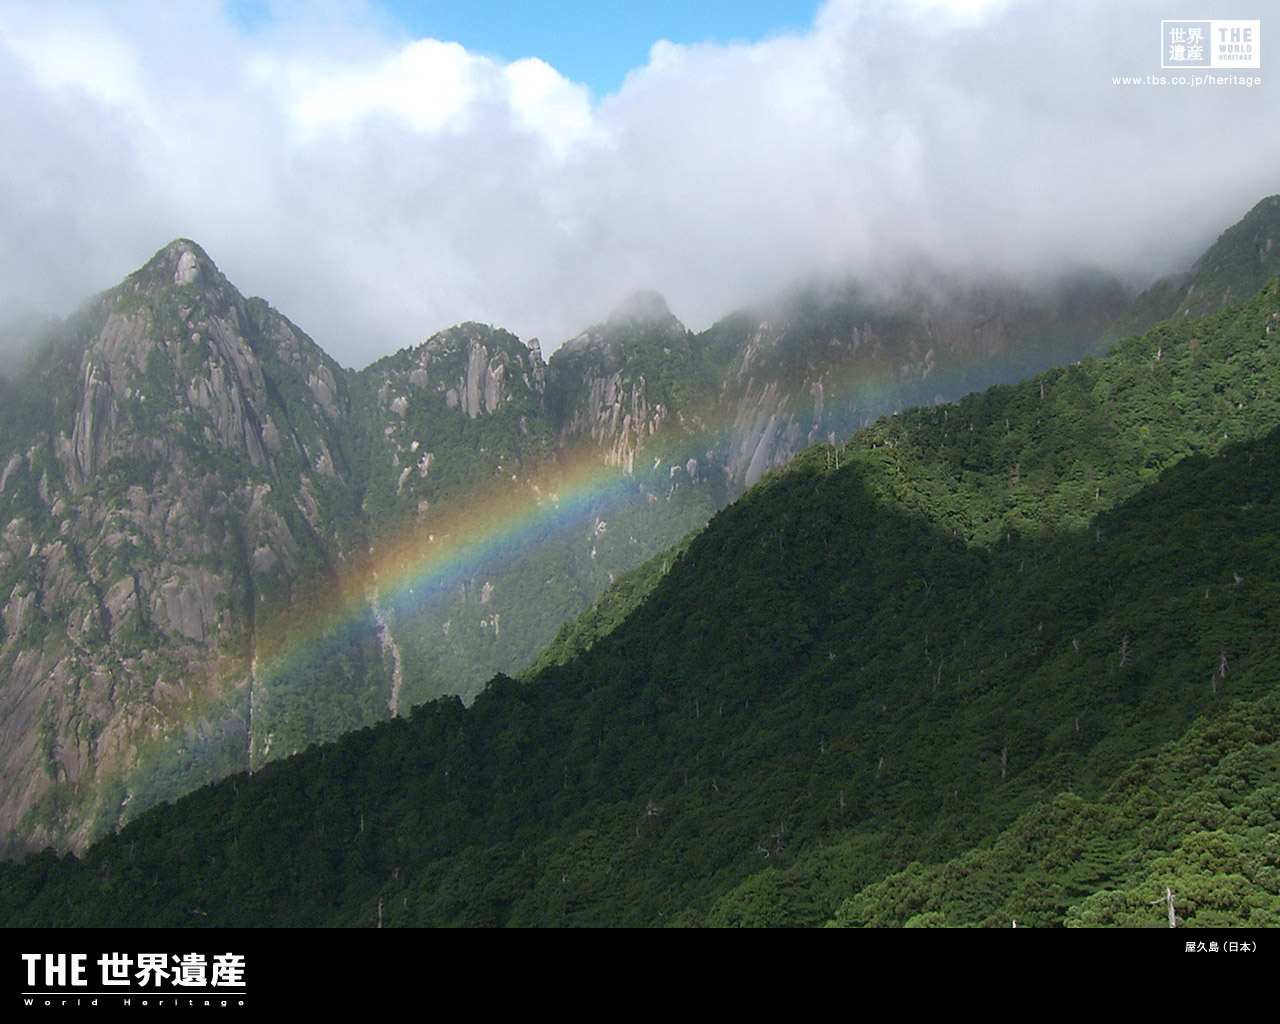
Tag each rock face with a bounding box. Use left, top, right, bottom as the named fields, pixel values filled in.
left=358, top=321, right=552, bottom=525
left=546, top=291, right=718, bottom=487
left=704, top=272, right=1131, bottom=495
left=543, top=274, right=1129, bottom=502
left=350, top=323, right=561, bottom=709
left=0, top=241, right=389, bottom=854
left=0, top=244, right=1128, bottom=856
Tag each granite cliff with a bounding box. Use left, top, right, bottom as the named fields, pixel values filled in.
left=0, top=236, right=1153, bottom=854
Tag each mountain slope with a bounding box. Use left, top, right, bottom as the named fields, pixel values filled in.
left=826, top=689, right=1280, bottom=929
left=1105, top=193, right=1280, bottom=342
left=1, top=197, right=1275, bottom=859
left=0, top=241, right=393, bottom=854
left=3, top=273, right=1279, bottom=925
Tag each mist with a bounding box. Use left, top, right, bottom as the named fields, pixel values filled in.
left=0, top=0, right=1274, bottom=368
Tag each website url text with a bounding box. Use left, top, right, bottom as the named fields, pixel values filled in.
left=1112, top=74, right=1261, bottom=87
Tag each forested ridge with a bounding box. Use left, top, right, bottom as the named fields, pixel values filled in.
left=3, top=273, right=1279, bottom=927
left=5, top=198, right=1274, bottom=856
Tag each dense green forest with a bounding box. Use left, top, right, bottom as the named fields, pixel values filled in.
left=8, top=197, right=1271, bottom=856
left=3, top=272, right=1279, bottom=926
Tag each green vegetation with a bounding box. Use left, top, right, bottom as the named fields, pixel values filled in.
left=828, top=696, right=1280, bottom=928
left=3, top=270, right=1280, bottom=925
left=1104, top=194, right=1280, bottom=342
left=525, top=528, right=699, bottom=675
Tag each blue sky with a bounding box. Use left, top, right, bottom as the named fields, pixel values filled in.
left=373, top=1, right=821, bottom=96
left=228, top=1, right=822, bottom=97
left=1, top=0, right=1275, bottom=367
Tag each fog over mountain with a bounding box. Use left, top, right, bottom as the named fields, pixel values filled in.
left=0, top=0, right=1274, bottom=366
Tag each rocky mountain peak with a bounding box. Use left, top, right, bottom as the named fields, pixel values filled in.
left=4, top=195, right=1278, bottom=862
left=607, top=290, right=677, bottom=328
left=555, top=293, right=687, bottom=371
left=418, top=323, right=516, bottom=362
left=131, top=239, right=225, bottom=293
left=101, top=239, right=258, bottom=345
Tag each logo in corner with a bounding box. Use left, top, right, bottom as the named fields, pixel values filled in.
left=1162, top=20, right=1261, bottom=69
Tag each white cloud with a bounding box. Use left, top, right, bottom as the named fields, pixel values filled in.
left=273, top=38, right=484, bottom=136
left=503, top=57, right=600, bottom=158
left=5, top=23, right=143, bottom=107
left=0, top=0, right=1275, bottom=369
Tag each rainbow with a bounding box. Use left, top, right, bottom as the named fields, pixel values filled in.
left=253, top=443, right=640, bottom=690
left=108, top=334, right=1027, bottom=831
left=105, top=442, right=646, bottom=833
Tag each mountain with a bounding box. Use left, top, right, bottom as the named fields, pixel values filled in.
left=296, top=263, right=1129, bottom=723
left=0, top=240, right=398, bottom=854
left=3, top=269, right=1279, bottom=926
left=692, top=266, right=1129, bottom=492
left=0, top=198, right=1269, bottom=858
left=1104, top=193, right=1280, bottom=342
